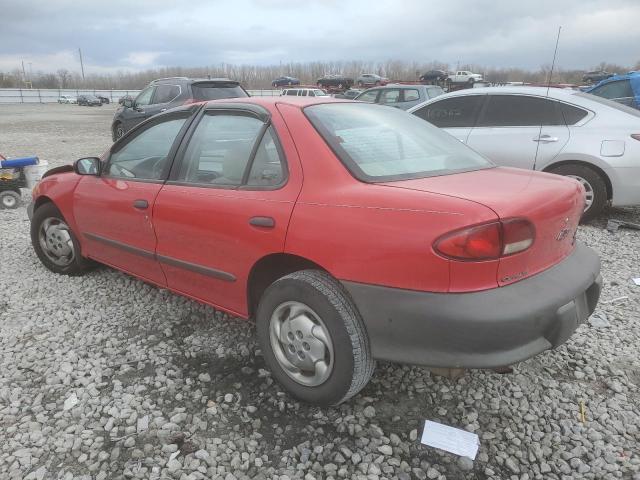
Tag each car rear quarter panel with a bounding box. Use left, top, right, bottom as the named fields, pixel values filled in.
left=277, top=103, right=500, bottom=293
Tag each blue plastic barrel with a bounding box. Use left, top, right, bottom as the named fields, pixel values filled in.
left=0, top=156, right=39, bottom=168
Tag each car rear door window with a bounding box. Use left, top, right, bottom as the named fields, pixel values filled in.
left=379, top=89, right=401, bottom=104
left=176, top=113, right=264, bottom=186
left=478, top=95, right=562, bottom=127
left=107, top=116, right=188, bottom=180
left=191, top=82, right=248, bottom=101
left=403, top=89, right=420, bottom=102
left=559, top=103, right=588, bottom=125
left=413, top=95, right=483, bottom=128
left=246, top=128, right=285, bottom=187
left=153, top=85, right=180, bottom=104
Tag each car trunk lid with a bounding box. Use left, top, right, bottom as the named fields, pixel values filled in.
left=380, top=167, right=585, bottom=286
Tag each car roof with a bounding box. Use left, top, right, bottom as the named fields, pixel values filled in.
left=427, top=85, right=580, bottom=99
left=204, top=96, right=353, bottom=109
left=150, top=77, right=239, bottom=85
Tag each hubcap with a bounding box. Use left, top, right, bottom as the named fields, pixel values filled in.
left=116, top=126, right=124, bottom=139
left=39, top=217, right=75, bottom=266
left=566, top=175, right=594, bottom=211
left=2, top=195, right=16, bottom=208
left=269, top=301, right=334, bottom=387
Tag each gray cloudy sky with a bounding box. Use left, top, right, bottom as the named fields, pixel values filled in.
left=1, top=0, right=638, bottom=74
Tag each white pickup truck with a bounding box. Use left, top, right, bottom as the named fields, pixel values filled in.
left=447, top=71, right=483, bottom=84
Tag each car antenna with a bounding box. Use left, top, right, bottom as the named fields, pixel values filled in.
left=534, top=25, right=561, bottom=170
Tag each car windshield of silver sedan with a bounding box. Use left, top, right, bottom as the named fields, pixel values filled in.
left=305, top=103, right=493, bottom=182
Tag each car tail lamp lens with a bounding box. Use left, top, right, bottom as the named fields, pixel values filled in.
left=434, top=219, right=534, bottom=261
left=631, top=134, right=640, bottom=142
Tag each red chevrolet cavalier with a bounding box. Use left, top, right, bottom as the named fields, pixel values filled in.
left=29, top=97, right=602, bottom=405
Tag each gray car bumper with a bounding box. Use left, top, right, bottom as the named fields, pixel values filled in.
left=342, top=242, right=602, bottom=369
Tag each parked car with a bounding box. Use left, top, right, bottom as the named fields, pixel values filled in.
left=447, top=71, right=483, bottom=85
left=96, top=95, right=110, bottom=104
left=582, top=70, right=614, bottom=84
left=316, top=75, right=354, bottom=90
left=333, top=89, right=363, bottom=99
left=272, top=76, right=300, bottom=87
left=57, top=95, right=77, bottom=104
left=356, top=73, right=388, bottom=87
left=77, top=95, right=102, bottom=106
left=111, top=77, right=249, bottom=141
left=584, top=72, right=640, bottom=109
left=28, top=97, right=601, bottom=405
left=280, top=88, right=329, bottom=97
left=409, top=86, right=640, bottom=220
left=355, top=84, right=444, bottom=110
left=419, top=70, right=448, bottom=83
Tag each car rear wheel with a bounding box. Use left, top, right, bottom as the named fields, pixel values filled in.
left=0, top=191, right=20, bottom=209
left=549, top=164, right=607, bottom=222
left=31, top=203, right=91, bottom=275
left=256, top=270, right=375, bottom=406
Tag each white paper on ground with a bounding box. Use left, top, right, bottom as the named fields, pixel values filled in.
left=420, top=420, right=480, bottom=460
left=633, top=278, right=640, bottom=286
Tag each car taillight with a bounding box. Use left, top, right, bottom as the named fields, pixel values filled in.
left=434, top=219, right=535, bottom=261
left=631, top=134, right=640, bottom=142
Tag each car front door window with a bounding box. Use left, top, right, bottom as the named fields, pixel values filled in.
left=380, top=89, right=401, bottom=104
left=107, top=116, right=187, bottom=180
left=358, top=90, right=379, bottom=103
left=135, top=87, right=155, bottom=107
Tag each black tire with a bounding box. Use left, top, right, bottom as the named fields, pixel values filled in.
left=468, top=77, right=475, bottom=84
left=31, top=202, right=91, bottom=275
left=548, top=164, right=608, bottom=222
left=256, top=270, right=375, bottom=406
left=113, top=122, right=125, bottom=141
left=0, top=190, right=21, bottom=209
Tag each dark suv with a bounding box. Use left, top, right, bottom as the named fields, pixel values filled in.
left=111, top=77, right=249, bottom=140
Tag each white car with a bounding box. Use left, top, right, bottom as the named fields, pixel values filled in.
left=280, top=88, right=329, bottom=97
left=409, top=86, right=640, bottom=220
left=58, top=95, right=77, bottom=104
left=447, top=71, right=483, bottom=84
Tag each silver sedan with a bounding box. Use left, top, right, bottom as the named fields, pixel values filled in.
left=409, top=86, right=640, bottom=220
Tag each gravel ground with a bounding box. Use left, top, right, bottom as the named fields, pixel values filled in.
left=1, top=104, right=639, bottom=480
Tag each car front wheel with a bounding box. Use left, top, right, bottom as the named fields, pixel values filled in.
left=113, top=122, right=125, bottom=141
left=549, top=164, right=607, bottom=222
left=256, top=270, right=375, bottom=406
left=31, top=202, right=91, bottom=275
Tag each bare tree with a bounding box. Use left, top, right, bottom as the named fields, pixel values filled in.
left=57, top=69, right=71, bottom=88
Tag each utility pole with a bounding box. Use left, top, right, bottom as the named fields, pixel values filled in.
left=21, top=60, right=26, bottom=83
left=78, top=48, right=85, bottom=81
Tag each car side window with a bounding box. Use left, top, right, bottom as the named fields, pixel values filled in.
left=153, top=85, right=180, bottom=104
left=176, top=113, right=264, bottom=186
left=358, top=90, right=379, bottom=103
left=590, top=80, right=633, bottom=101
left=403, top=89, right=420, bottom=102
left=413, top=95, right=483, bottom=128
left=380, top=89, right=401, bottom=104
left=559, top=103, right=588, bottom=125
left=107, top=116, right=187, bottom=180
left=478, top=95, right=562, bottom=127
left=135, top=87, right=155, bottom=106
left=246, top=128, right=285, bottom=187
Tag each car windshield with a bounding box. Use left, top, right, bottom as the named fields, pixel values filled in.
left=576, top=92, right=640, bottom=118
left=305, top=103, right=493, bottom=182
left=191, top=83, right=248, bottom=100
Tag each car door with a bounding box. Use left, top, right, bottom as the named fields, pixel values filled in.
left=466, top=94, right=570, bottom=170
left=150, top=84, right=181, bottom=114
left=121, top=86, right=156, bottom=132
left=73, top=111, right=192, bottom=285
left=412, top=94, right=484, bottom=143
left=152, top=105, right=303, bottom=316
left=400, top=88, right=421, bottom=110
left=356, top=89, right=380, bottom=103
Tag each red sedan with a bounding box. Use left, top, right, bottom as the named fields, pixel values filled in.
left=29, top=97, right=602, bottom=405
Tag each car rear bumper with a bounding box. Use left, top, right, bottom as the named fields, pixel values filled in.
left=342, top=242, right=602, bottom=369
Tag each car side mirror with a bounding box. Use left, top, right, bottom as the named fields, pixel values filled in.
left=123, top=98, right=133, bottom=108
left=74, top=157, right=101, bottom=176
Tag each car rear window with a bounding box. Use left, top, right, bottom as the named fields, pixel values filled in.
left=305, top=103, right=492, bottom=182
left=191, top=82, right=248, bottom=101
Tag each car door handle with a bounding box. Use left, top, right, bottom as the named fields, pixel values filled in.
left=533, top=135, right=558, bottom=143
left=133, top=199, right=149, bottom=209
left=160, top=108, right=167, bottom=112
left=249, top=216, right=275, bottom=228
